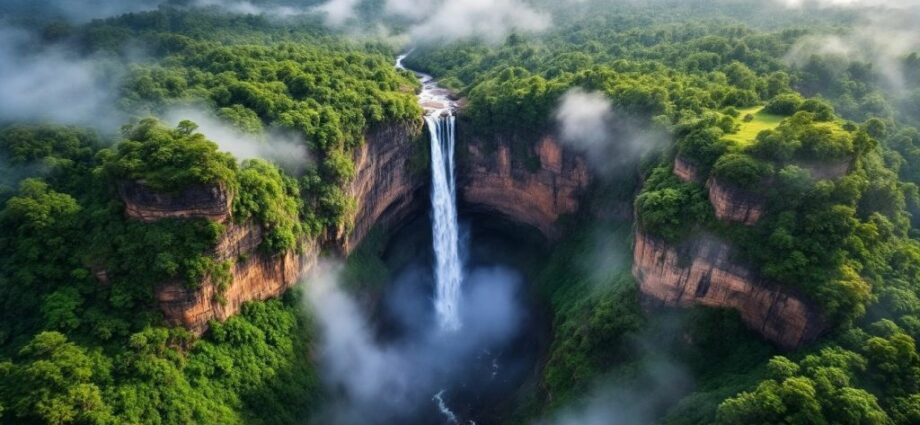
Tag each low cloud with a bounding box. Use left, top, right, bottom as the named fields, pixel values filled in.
left=316, top=0, right=551, bottom=42
left=0, top=26, right=126, bottom=130
left=554, top=88, right=667, bottom=175
left=777, top=0, right=920, bottom=8
left=782, top=5, right=920, bottom=93
left=303, top=261, right=533, bottom=424
left=163, top=107, right=311, bottom=171
left=534, top=359, right=690, bottom=425
left=0, top=0, right=160, bottom=22
left=193, top=0, right=309, bottom=18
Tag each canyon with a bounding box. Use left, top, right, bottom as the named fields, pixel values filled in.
left=123, top=120, right=590, bottom=334
left=124, top=122, right=834, bottom=349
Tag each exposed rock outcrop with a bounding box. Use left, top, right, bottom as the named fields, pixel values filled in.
left=799, top=159, right=851, bottom=180
left=340, top=121, right=424, bottom=254
left=673, top=155, right=701, bottom=183
left=156, top=221, right=317, bottom=333
left=459, top=135, right=591, bottom=238
left=144, top=121, right=423, bottom=334
left=707, top=177, right=765, bottom=225
left=119, top=180, right=232, bottom=222
left=632, top=231, right=824, bottom=349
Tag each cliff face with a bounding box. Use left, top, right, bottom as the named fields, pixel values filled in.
left=156, top=222, right=317, bottom=333
left=340, top=121, right=424, bottom=254
left=673, top=155, right=701, bottom=183
left=136, top=121, right=423, bottom=334
left=707, top=177, right=765, bottom=226
left=119, top=180, right=232, bottom=222
left=800, top=159, right=851, bottom=180
left=459, top=135, right=591, bottom=238
left=633, top=231, right=824, bottom=349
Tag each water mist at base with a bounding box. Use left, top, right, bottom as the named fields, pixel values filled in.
left=304, top=258, right=539, bottom=425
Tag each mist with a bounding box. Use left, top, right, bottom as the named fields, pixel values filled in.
left=0, top=26, right=126, bottom=130
left=554, top=88, right=667, bottom=175
left=783, top=8, right=920, bottom=93
left=162, top=107, right=311, bottom=171
left=535, top=357, right=690, bottom=425
left=303, top=259, right=536, bottom=424
left=316, top=0, right=551, bottom=42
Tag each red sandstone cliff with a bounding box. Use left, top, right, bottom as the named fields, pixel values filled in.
left=340, top=121, right=424, bottom=254
left=459, top=135, right=591, bottom=238
left=119, top=180, right=232, bottom=222
left=673, top=155, right=701, bottom=183
left=707, top=177, right=765, bottom=226
left=120, top=121, right=423, bottom=334
left=156, top=222, right=318, bottom=333
left=632, top=231, right=824, bottom=349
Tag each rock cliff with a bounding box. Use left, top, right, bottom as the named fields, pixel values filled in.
left=156, top=222, right=318, bottom=333
left=119, top=180, right=232, bottom=222
left=459, top=134, right=591, bottom=238
left=340, top=121, right=425, bottom=254
left=799, top=159, right=851, bottom=180
left=673, top=155, right=701, bottom=183
left=707, top=177, right=765, bottom=225
left=632, top=231, right=824, bottom=349
left=129, top=121, right=423, bottom=334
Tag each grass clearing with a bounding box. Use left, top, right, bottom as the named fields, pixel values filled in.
left=723, top=106, right=784, bottom=145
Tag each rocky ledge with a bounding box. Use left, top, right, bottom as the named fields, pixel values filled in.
left=632, top=231, right=825, bottom=349
left=119, top=180, right=232, bottom=222
left=459, top=134, right=591, bottom=238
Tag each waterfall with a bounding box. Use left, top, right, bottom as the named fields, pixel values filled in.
left=426, top=112, right=463, bottom=331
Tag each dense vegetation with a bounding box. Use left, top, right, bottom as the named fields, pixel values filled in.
left=405, top=1, right=920, bottom=423
left=2, top=1, right=920, bottom=424
left=0, top=7, right=420, bottom=424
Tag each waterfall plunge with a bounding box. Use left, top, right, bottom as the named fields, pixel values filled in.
left=426, top=112, right=463, bottom=332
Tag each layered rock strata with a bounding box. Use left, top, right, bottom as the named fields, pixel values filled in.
left=459, top=135, right=591, bottom=238
left=632, top=231, right=825, bottom=349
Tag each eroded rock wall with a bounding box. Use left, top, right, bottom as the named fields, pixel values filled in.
left=459, top=135, right=591, bottom=238
left=139, top=121, right=423, bottom=334
left=341, top=121, right=424, bottom=254
left=156, top=222, right=317, bottom=333
left=632, top=231, right=824, bottom=349
left=707, top=177, right=765, bottom=225
left=673, top=155, right=701, bottom=183
left=119, top=181, right=232, bottom=222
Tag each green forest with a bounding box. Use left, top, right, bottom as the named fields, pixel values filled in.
left=1, top=0, right=920, bottom=424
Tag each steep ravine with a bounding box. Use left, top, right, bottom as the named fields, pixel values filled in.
left=126, top=119, right=829, bottom=349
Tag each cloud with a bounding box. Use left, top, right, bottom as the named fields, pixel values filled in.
left=162, top=106, right=311, bottom=171
left=782, top=5, right=920, bottom=92
left=405, top=0, right=550, bottom=42
left=314, top=0, right=362, bottom=25
left=303, top=260, right=532, bottom=424
left=554, top=88, right=667, bottom=175
left=776, top=0, right=920, bottom=8
left=0, top=26, right=126, bottom=130
left=0, top=0, right=161, bottom=22
left=534, top=357, right=690, bottom=425
left=193, top=0, right=309, bottom=18
left=315, top=0, right=551, bottom=42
